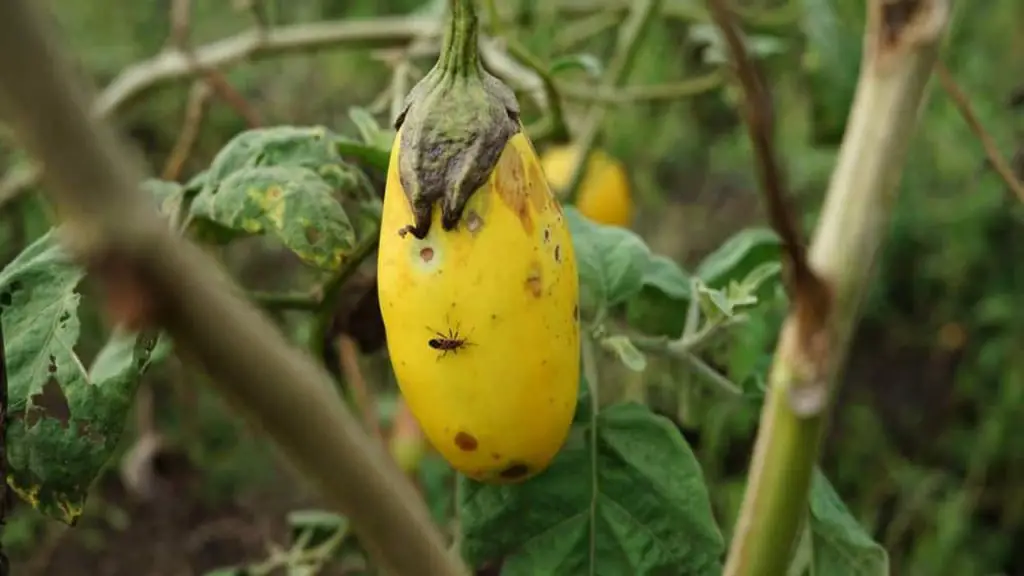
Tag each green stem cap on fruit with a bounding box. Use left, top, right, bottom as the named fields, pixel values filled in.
left=393, top=0, right=521, bottom=240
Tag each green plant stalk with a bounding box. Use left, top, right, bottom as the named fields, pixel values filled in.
left=722, top=2, right=950, bottom=575
left=564, top=0, right=661, bottom=204
left=0, top=2, right=467, bottom=575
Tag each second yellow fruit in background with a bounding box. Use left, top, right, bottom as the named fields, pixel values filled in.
left=540, top=145, right=634, bottom=227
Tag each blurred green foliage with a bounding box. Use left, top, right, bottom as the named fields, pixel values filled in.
left=0, top=0, right=1022, bottom=574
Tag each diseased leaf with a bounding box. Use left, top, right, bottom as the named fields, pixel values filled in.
left=460, top=402, right=725, bottom=575
left=810, top=470, right=890, bottom=576
left=191, top=165, right=357, bottom=271
left=188, top=126, right=381, bottom=270
left=0, top=231, right=164, bottom=525
left=696, top=227, right=781, bottom=289
left=626, top=255, right=693, bottom=337
left=566, top=207, right=650, bottom=317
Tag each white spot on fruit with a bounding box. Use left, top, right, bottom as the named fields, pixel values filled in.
left=466, top=210, right=484, bottom=234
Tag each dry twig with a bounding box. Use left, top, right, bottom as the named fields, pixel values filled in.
left=161, top=81, right=213, bottom=181
left=935, top=61, right=1024, bottom=202
left=0, top=2, right=466, bottom=574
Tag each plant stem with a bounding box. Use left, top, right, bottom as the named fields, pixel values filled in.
left=581, top=335, right=601, bottom=576
left=0, top=2, right=467, bottom=574
left=480, top=0, right=570, bottom=142
left=438, top=0, right=480, bottom=76
left=564, top=0, right=662, bottom=204
left=721, top=1, right=949, bottom=574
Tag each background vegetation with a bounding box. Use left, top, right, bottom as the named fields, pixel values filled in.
left=0, top=0, right=1021, bottom=574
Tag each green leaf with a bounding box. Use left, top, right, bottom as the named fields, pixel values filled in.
left=695, top=227, right=781, bottom=289
left=626, top=255, right=693, bottom=337
left=600, top=335, right=647, bottom=372
left=566, top=207, right=650, bottom=317
left=809, top=470, right=889, bottom=576
left=801, top=0, right=863, bottom=146
left=460, top=402, right=724, bottom=575
left=0, top=231, right=164, bottom=525
left=550, top=53, right=603, bottom=78
left=347, top=106, right=396, bottom=152
left=288, top=509, right=350, bottom=549
left=142, top=178, right=187, bottom=217
left=688, top=24, right=789, bottom=65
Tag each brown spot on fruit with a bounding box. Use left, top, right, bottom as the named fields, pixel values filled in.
left=525, top=262, right=543, bottom=297
left=554, top=244, right=561, bottom=263
left=499, top=463, right=530, bottom=480
left=420, top=247, right=435, bottom=262
left=573, top=305, right=579, bottom=322
left=491, top=453, right=502, bottom=461
left=527, top=163, right=548, bottom=213
left=454, top=431, right=478, bottom=451
left=543, top=227, right=551, bottom=243
left=494, top=146, right=533, bottom=232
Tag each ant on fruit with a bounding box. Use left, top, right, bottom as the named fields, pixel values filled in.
left=427, top=324, right=473, bottom=359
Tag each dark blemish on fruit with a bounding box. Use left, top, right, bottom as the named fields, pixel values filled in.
left=420, top=247, right=435, bottom=262
left=554, top=244, right=561, bottom=263
left=398, top=226, right=412, bottom=238
left=543, top=227, right=551, bottom=243
left=499, top=463, right=530, bottom=480
left=573, top=305, right=579, bottom=322
left=525, top=261, right=543, bottom=297
left=491, top=453, right=502, bottom=461
left=491, top=313, right=497, bottom=320
left=454, top=431, right=478, bottom=451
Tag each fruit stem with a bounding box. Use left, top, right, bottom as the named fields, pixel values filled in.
left=438, top=0, right=481, bottom=78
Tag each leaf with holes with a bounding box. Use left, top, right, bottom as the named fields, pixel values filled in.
left=0, top=231, right=165, bottom=524
left=809, top=470, right=890, bottom=576
left=566, top=207, right=650, bottom=319
left=459, top=402, right=724, bottom=575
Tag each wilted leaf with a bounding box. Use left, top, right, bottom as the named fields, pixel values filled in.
left=566, top=207, right=650, bottom=317
left=696, top=227, right=781, bottom=289
left=0, top=231, right=164, bottom=525
left=809, top=470, right=890, bottom=576
left=460, top=402, right=724, bottom=575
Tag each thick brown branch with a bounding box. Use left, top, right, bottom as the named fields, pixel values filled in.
left=0, top=2, right=466, bottom=575
left=706, top=0, right=831, bottom=337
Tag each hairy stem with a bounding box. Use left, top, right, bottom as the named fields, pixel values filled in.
left=722, top=1, right=950, bottom=574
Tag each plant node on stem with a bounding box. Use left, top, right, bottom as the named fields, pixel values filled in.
left=720, top=1, right=950, bottom=574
